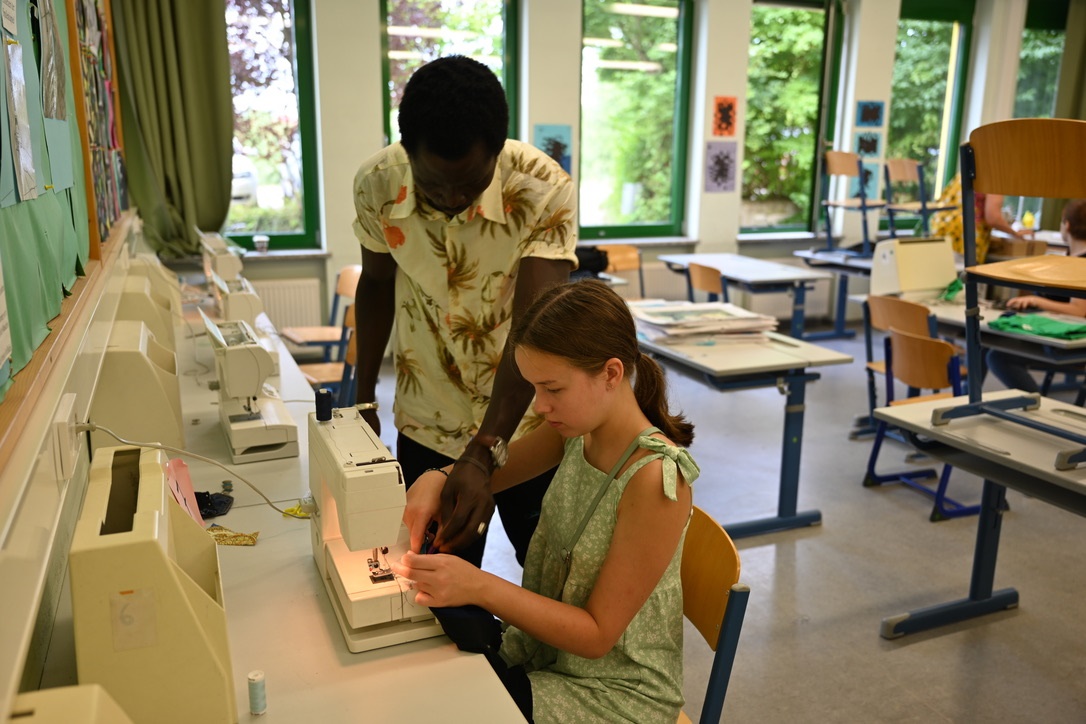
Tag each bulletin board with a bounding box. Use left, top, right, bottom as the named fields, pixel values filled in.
left=0, top=0, right=122, bottom=402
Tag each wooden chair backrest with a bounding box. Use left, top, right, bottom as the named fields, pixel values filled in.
left=889, top=327, right=956, bottom=391
left=824, top=150, right=861, bottom=177
left=343, top=304, right=357, bottom=366
left=336, top=265, right=363, bottom=298
left=605, top=244, right=641, bottom=273
left=688, top=263, right=725, bottom=297
left=968, top=118, right=1086, bottom=198
left=884, top=158, right=919, bottom=185
left=866, top=295, right=932, bottom=336
left=681, top=506, right=740, bottom=651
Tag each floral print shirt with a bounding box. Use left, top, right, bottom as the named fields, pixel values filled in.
left=352, top=140, right=578, bottom=457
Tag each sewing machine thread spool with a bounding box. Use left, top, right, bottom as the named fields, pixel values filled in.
left=316, top=388, right=333, bottom=421
left=248, top=669, right=267, bottom=715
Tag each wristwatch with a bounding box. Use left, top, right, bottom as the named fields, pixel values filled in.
left=472, top=433, right=508, bottom=469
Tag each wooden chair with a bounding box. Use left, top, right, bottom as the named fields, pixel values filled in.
left=821, top=150, right=886, bottom=256
left=299, top=304, right=357, bottom=406
left=882, top=158, right=957, bottom=238
left=603, top=243, right=645, bottom=297
left=686, top=262, right=728, bottom=303
left=858, top=294, right=940, bottom=437
left=863, top=328, right=980, bottom=521
left=281, top=264, right=362, bottom=362
left=678, top=505, right=750, bottom=724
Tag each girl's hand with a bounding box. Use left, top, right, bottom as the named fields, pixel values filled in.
left=404, top=470, right=447, bottom=553
left=1006, top=295, right=1040, bottom=311
left=392, top=551, right=483, bottom=608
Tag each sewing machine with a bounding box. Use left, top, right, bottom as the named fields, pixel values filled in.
left=210, top=270, right=263, bottom=327
left=199, top=309, right=298, bottom=464
left=308, top=405, right=443, bottom=652
left=198, top=230, right=244, bottom=282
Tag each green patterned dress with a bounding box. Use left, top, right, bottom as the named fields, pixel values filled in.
left=499, top=432, right=700, bottom=723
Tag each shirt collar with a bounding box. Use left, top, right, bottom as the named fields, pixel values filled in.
left=389, top=153, right=507, bottom=226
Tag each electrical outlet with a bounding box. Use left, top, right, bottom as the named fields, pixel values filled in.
left=52, top=393, right=80, bottom=482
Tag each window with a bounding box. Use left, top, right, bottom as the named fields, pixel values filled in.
left=742, top=2, right=830, bottom=231
left=1009, top=0, right=1068, bottom=226
left=223, top=0, right=320, bottom=249
left=382, top=0, right=515, bottom=145
left=580, top=0, right=692, bottom=238
left=886, top=18, right=959, bottom=201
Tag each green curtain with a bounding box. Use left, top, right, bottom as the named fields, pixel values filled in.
left=111, top=0, right=233, bottom=257
left=1041, top=0, right=1086, bottom=228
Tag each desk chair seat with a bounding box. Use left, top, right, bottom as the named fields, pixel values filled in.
left=281, top=264, right=362, bottom=362
left=299, top=304, right=357, bottom=406
left=679, top=506, right=750, bottom=723
left=882, top=159, right=955, bottom=238
left=863, top=328, right=980, bottom=521
left=822, top=151, right=885, bottom=256
left=687, top=262, right=728, bottom=303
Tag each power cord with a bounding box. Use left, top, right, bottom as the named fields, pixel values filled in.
left=76, top=421, right=313, bottom=519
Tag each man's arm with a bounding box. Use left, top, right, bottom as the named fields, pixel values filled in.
left=354, top=247, right=398, bottom=435
left=435, top=256, right=572, bottom=552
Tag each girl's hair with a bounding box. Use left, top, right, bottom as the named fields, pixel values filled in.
left=510, top=280, right=694, bottom=447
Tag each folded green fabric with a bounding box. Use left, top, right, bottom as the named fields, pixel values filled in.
left=988, top=313, right=1086, bottom=339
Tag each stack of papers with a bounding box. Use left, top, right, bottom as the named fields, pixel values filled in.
left=630, top=301, right=777, bottom=342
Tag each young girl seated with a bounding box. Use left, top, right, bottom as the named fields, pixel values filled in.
left=393, top=279, right=698, bottom=723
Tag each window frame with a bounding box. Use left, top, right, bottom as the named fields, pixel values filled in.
left=225, top=0, right=322, bottom=251
left=578, top=0, right=694, bottom=241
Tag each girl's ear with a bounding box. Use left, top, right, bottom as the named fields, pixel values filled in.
left=604, top=357, right=625, bottom=386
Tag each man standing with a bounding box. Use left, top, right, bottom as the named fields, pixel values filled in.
left=352, top=56, right=577, bottom=564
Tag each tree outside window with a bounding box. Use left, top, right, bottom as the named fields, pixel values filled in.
left=742, top=5, right=825, bottom=230
left=224, top=0, right=307, bottom=238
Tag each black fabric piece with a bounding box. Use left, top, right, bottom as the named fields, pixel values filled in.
left=430, top=604, right=533, bottom=722
left=194, top=491, right=234, bottom=519
left=575, top=246, right=609, bottom=274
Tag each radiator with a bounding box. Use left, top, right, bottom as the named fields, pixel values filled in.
left=249, top=278, right=323, bottom=354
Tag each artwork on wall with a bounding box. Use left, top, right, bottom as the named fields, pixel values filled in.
left=855, top=100, right=884, bottom=127
left=704, top=141, right=737, bottom=193
left=712, top=96, right=736, bottom=136
left=854, top=131, right=881, bottom=158
left=849, top=162, right=879, bottom=200
left=533, top=124, right=572, bottom=174
left=73, top=0, right=125, bottom=244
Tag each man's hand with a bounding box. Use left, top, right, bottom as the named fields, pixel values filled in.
left=434, top=459, right=495, bottom=552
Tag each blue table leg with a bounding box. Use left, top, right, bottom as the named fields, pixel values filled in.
left=724, top=371, right=822, bottom=539
left=789, top=283, right=807, bottom=339
left=880, top=480, right=1018, bottom=638
left=801, top=274, right=856, bottom=341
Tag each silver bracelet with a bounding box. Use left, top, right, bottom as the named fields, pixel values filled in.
left=355, top=401, right=379, bottom=411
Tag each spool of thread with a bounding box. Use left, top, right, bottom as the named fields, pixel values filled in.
left=248, top=670, right=267, bottom=715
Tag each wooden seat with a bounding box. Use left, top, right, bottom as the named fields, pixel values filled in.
left=686, top=262, right=728, bottom=303
left=603, top=243, right=645, bottom=297
left=281, top=264, right=361, bottom=362
left=678, top=506, right=749, bottom=723
left=299, top=304, right=357, bottom=406
left=882, top=158, right=957, bottom=237
left=821, top=150, right=885, bottom=256
left=863, top=328, right=980, bottom=521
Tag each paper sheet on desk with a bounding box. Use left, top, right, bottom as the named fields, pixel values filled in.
left=167, top=458, right=206, bottom=526
left=630, top=301, right=777, bottom=338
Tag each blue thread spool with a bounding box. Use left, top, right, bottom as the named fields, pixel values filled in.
left=248, top=669, right=267, bottom=715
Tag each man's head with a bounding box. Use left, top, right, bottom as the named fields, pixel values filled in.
left=1062, top=199, right=1086, bottom=244
left=399, top=56, right=508, bottom=216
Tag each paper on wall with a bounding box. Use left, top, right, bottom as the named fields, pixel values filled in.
left=4, top=41, right=37, bottom=201
left=2, top=0, right=16, bottom=36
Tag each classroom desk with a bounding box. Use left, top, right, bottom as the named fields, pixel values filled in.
left=873, top=390, right=1086, bottom=639
left=793, top=248, right=876, bottom=341
left=639, top=330, right=853, bottom=538
left=657, top=253, right=841, bottom=340
left=176, top=314, right=526, bottom=722
left=925, top=300, right=1086, bottom=366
